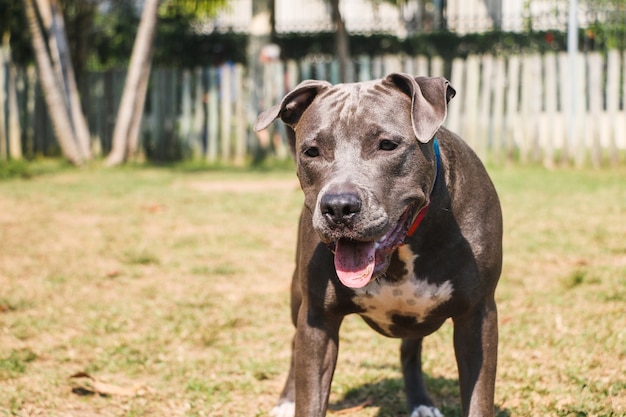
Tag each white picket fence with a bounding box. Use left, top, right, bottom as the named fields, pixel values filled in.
left=443, top=51, right=626, bottom=167
left=171, top=50, right=626, bottom=166
left=2, top=50, right=625, bottom=166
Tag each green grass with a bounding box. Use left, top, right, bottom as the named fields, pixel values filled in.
left=0, top=164, right=624, bottom=416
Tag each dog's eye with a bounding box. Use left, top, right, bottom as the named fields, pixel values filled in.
left=303, top=147, right=320, bottom=157
left=379, top=139, right=399, bottom=151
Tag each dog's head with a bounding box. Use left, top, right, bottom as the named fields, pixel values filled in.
left=255, top=74, right=455, bottom=288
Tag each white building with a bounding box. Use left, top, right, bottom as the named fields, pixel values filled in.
left=201, top=0, right=601, bottom=36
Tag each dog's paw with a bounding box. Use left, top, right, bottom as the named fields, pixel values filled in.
left=411, top=405, right=444, bottom=417
left=269, top=401, right=295, bottom=417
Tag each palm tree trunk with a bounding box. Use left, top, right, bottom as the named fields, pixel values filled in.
left=49, top=0, right=92, bottom=159
left=34, top=0, right=91, bottom=160
left=7, top=53, right=22, bottom=160
left=105, top=0, right=159, bottom=166
left=24, top=0, right=84, bottom=165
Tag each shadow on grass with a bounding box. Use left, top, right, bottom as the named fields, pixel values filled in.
left=330, top=375, right=510, bottom=417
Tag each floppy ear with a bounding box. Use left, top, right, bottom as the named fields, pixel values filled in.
left=384, top=73, right=455, bottom=143
left=254, top=79, right=332, bottom=132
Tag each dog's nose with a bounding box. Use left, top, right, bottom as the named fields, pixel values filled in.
left=320, top=193, right=362, bottom=225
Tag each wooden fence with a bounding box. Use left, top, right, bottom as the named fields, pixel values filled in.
left=1, top=51, right=625, bottom=166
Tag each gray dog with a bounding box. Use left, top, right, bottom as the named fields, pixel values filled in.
left=255, top=73, right=502, bottom=417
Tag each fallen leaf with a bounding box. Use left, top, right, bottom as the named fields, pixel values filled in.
left=70, top=372, right=142, bottom=397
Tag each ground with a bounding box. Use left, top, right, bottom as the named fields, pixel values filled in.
left=0, top=164, right=624, bottom=416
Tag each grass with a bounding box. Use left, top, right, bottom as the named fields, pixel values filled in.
left=0, top=163, right=624, bottom=416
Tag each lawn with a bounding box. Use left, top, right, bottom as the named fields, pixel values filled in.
left=0, top=163, right=624, bottom=416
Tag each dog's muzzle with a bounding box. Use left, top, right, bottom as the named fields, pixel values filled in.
left=325, top=205, right=416, bottom=289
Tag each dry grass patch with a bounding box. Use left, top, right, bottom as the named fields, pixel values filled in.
left=0, top=165, right=624, bottom=416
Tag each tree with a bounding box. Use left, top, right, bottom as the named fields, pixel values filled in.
left=105, top=0, right=229, bottom=165
left=328, top=0, right=350, bottom=82
left=24, top=0, right=91, bottom=165
left=247, top=0, right=275, bottom=163
left=105, top=0, right=160, bottom=166
left=0, top=0, right=24, bottom=160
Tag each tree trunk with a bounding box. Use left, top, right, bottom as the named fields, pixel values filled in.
left=34, top=0, right=91, bottom=160
left=6, top=52, right=22, bottom=160
left=49, top=0, right=92, bottom=159
left=105, top=0, right=159, bottom=166
left=24, top=0, right=84, bottom=165
left=248, top=0, right=274, bottom=164
left=329, top=0, right=350, bottom=83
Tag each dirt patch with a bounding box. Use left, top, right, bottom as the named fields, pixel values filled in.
left=184, top=178, right=300, bottom=193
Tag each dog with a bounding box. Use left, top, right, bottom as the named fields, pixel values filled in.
left=254, top=73, right=502, bottom=417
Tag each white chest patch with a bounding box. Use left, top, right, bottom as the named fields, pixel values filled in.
left=352, top=245, right=454, bottom=335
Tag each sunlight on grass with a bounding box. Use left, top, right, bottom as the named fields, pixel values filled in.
left=0, top=164, right=624, bottom=416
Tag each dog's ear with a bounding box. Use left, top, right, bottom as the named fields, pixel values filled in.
left=254, top=79, right=332, bottom=132
left=385, top=73, right=455, bottom=144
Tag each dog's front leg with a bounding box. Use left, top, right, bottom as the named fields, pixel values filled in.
left=453, top=296, right=498, bottom=417
left=294, top=305, right=342, bottom=416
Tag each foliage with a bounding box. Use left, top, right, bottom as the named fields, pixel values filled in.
left=275, top=29, right=614, bottom=62
left=154, top=25, right=247, bottom=67
left=0, top=160, right=32, bottom=180
left=0, top=0, right=32, bottom=65
left=90, top=1, right=139, bottom=69
left=159, top=0, right=228, bottom=20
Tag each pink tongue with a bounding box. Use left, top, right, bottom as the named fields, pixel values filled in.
left=334, top=239, right=376, bottom=288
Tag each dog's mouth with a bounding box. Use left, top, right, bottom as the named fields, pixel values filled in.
left=328, top=206, right=414, bottom=289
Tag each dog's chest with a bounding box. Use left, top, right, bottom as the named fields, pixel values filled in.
left=351, top=245, right=453, bottom=335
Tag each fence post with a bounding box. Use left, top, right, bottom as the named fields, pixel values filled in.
left=573, top=53, right=586, bottom=167
left=190, top=67, right=204, bottom=159
left=431, top=56, right=444, bottom=77
left=491, top=56, right=506, bottom=165
left=542, top=52, right=558, bottom=168
left=220, top=64, right=233, bottom=162
left=207, top=67, right=219, bottom=162
left=315, top=59, right=328, bottom=81
left=605, top=50, right=620, bottom=167
left=463, top=55, right=480, bottom=154
left=557, top=52, right=570, bottom=165
left=587, top=52, right=603, bottom=168
left=300, top=58, right=311, bottom=80
left=180, top=69, right=192, bottom=153
left=329, top=59, right=340, bottom=84
left=358, top=55, right=371, bottom=81
left=234, top=64, right=247, bottom=165
left=415, top=55, right=428, bottom=76
left=286, top=60, right=299, bottom=89
left=150, top=69, right=162, bottom=160
left=372, top=56, right=383, bottom=79
left=520, top=54, right=541, bottom=164
left=505, top=55, right=520, bottom=162
left=477, top=54, right=492, bottom=162
left=446, top=57, right=464, bottom=135
left=383, top=54, right=402, bottom=74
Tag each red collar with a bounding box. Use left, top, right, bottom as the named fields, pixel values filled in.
left=406, top=138, right=441, bottom=238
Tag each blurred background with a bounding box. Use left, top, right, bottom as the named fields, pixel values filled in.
left=0, top=0, right=625, bottom=168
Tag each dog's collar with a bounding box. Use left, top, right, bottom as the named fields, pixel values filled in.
left=406, top=137, right=441, bottom=238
